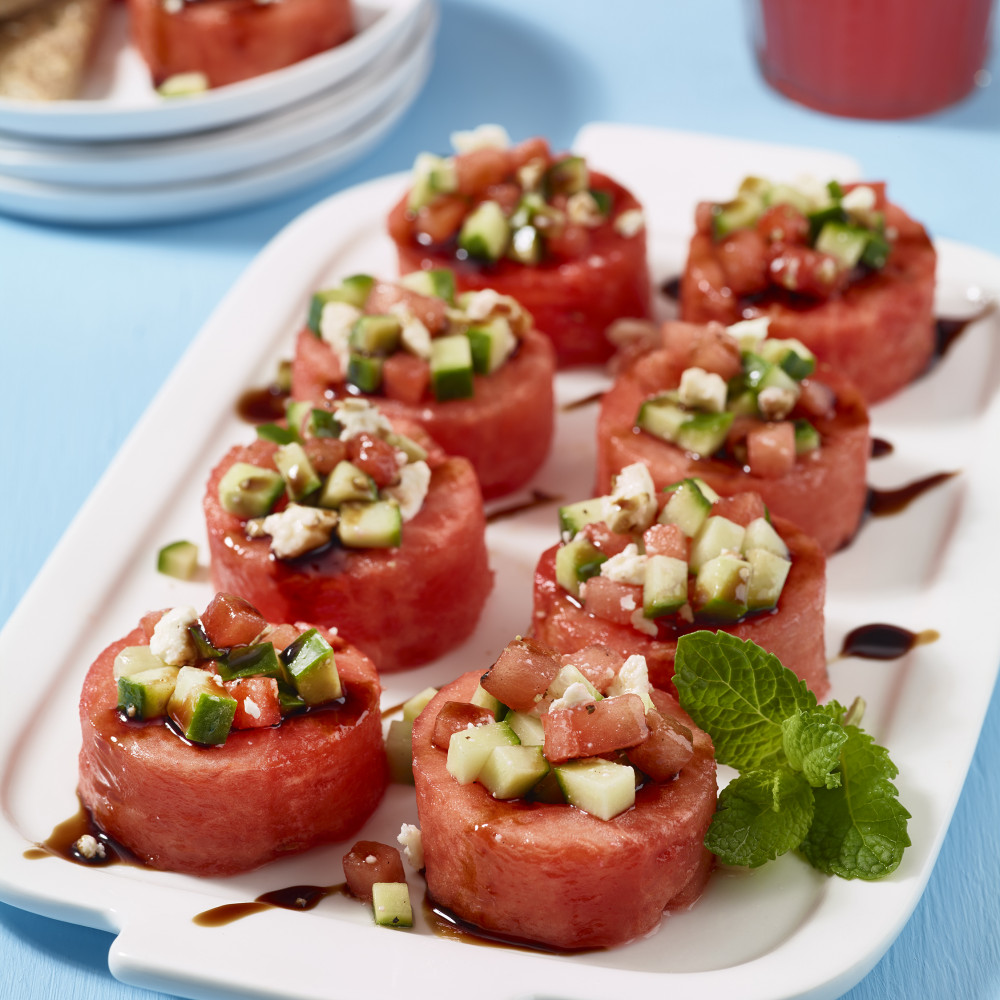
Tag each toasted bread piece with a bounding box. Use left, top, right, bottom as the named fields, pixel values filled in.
left=0, top=0, right=108, bottom=100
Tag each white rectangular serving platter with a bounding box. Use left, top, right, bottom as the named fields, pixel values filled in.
left=2, top=123, right=1000, bottom=1000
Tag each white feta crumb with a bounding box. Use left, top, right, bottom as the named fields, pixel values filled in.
left=397, top=824, right=424, bottom=870
left=400, top=315, right=432, bottom=359
left=841, top=184, right=876, bottom=213
left=365, top=854, right=377, bottom=864
left=382, top=460, right=431, bottom=522
left=149, top=605, right=199, bottom=666
left=161, top=0, right=182, bottom=12
left=549, top=682, right=596, bottom=713
left=757, top=385, right=799, bottom=420
left=566, top=190, right=604, bottom=227
left=678, top=602, right=694, bottom=623
left=332, top=398, right=394, bottom=440
left=74, top=835, right=106, bottom=860
left=608, top=654, right=652, bottom=700
left=678, top=366, right=728, bottom=413
left=614, top=209, right=645, bottom=238
left=245, top=517, right=268, bottom=539
left=794, top=175, right=831, bottom=210
left=450, top=124, right=510, bottom=154
left=243, top=697, right=261, bottom=720
left=630, top=608, right=659, bottom=637
left=319, top=301, right=361, bottom=371
left=261, top=504, right=339, bottom=559
left=516, top=157, right=546, bottom=192
left=600, top=543, right=648, bottom=585
left=462, top=288, right=507, bottom=322
left=620, top=594, right=637, bottom=612
left=725, top=316, right=770, bottom=351
left=605, top=462, right=657, bottom=533
left=494, top=833, right=502, bottom=842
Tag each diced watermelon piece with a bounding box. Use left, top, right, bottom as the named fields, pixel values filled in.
left=582, top=576, right=644, bottom=627
left=711, top=493, right=768, bottom=527
left=581, top=521, right=634, bottom=557
left=660, top=320, right=743, bottom=381
left=201, top=593, right=268, bottom=650
left=642, top=523, right=689, bottom=560
left=455, top=147, right=511, bottom=196
left=342, top=841, right=406, bottom=902
left=542, top=693, right=649, bottom=764
left=559, top=646, right=623, bottom=694
left=365, top=281, right=448, bottom=333
left=432, top=701, right=497, bottom=750
left=347, top=433, right=401, bottom=489
left=226, top=676, right=281, bottom=730
left=746, top=422, right=796, bottom=479
left=480, top=637, right=561, bottom=712
left=383, top=353, right=431, bottom=405
left=303, top=437, right=348, bottom=477
left=627, top=704, right=694, bottom=781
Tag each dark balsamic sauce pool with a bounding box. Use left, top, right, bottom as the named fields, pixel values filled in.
left=24, top=799, right=134, bottom=868
left=839, top=623, right=939, bottom=660
left=866, top=471, right=957, bottom=518
left=194, top=883, right=350, bottom=927
left=236, top=383, right=290, bottom=424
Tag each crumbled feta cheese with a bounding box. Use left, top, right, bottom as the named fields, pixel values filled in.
left=614, top=209, right=645, bottom=238
left=678, top=603, right=694, bottom=623
left=450, top=124, right=511, bottom=154
left=726, top=316, right=770, bottom=352
left=365, top=854, right=377, bottom=864
left=243, top=697, right=261, bottom=720
left=794, top=175, right=830, bottom=210
left=397, top=824, right=424, bottom=870
left=608, top=654, right=652, bottom=700
left=400, top=315, right=432, bottom=359
left=382, top=460, right=431, bottom=522
left=600, top=543, right=648, bottom=585
left=149, top=605, right=199, bottom=666
left=679, top=366, right=728, bottom=413
left=319, top=301, right=362, bottom=371
left=261, top=504, right=339, bottom=559
left=462, top=288, right=507, bottom=322
left=516, top=157, right=546, bottom=192
left=332, top=398, right=393, bottom=440
left=757, top=385, right=798, bottom=420
left=630, top=609, right=658, bottom=637
left=841, top=184, right=876, bottom=213
left=620, top=594, right=637, bottom=612
left=549, top=682, right=596, bottom=713
left=605, top=462, right=657, bottom=533
left=566, top=190, right=604, bottom=228
left=74, top=835, right=106, bottom=860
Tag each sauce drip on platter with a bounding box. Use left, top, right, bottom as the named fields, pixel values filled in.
left=866, top=471, right=957, bottom=517
left=194, top=882, right=349, bottom=927
left=839, top=623, right=940, bottom=660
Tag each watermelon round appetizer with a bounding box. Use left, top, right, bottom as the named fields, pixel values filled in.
left=386, top=127, right=651, bottom=367
left=531, top=463, right=829, bottom=699
left=291, top=270, right=556, bottom=499
left=411, top=639, right=716, bottom=950
left=77, top=594, right=386, bottom=876
left=597, top=318, right=870, bottom=554
left=126, top=0, right=354, bottom=90
left=204, top=398, right=492, bottom=672
left=679, top=177, right=936, bottom=404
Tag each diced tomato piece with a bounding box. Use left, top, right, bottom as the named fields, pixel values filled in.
left=767, top=243, right=847, bottom=299
left=542, top=693, right=648, bottom=764
left=226, top=677, right=281, bottom=730
left=431, top=701, right=496, bottom=750
left=347, top=433, right=400, bottom=489
left=559, top=646, right=623, bottom=694
left=627, top=708, right=694, bottom=782
left=717, top=228, right=770, bottom=297
left=455, top=147, right=512, bottom=197
left=303, top=436, right=348, bottom=477
left=796, top=377, right=837, bottom=419
left=581, top=576, right=644, bottom=627
left=383, top=353, right=431, bottom=405
left=660, top=320, right=743, bottom=381
left=480, top=636, right=561, bottom=712
left=508, top=137, right=551, bottom=170
left=414, top=195, right=468, bottom=246
left=642, top=523, right=689, bottom=560
left=580, top=521, right=633, bottom=557
left=364, top=281, right=448, bottom=333
left=712, top=492, right=768, bottom=526
left=201, top=593, right=268, bottom=650
left=746, top=422, right=797, bottom=479
left=756, top=203, right=809, bottom=245
left=342, top=841, right=406, bottom=902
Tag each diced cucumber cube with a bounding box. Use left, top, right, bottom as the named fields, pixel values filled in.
left=402, top=686, right=438, bottom=722
left=643, top=554, right=689, bottom=618
left=861, top=229, right=891, bottom=269
left=636, top=395, right=687, bottom=442
left=745, top=548, right=792, bottom=610
left=806, top=203, right=848, bottom=242
left=350, top=314, right=402, bottom=355
left=711, top=193, right=764, bottom=239
left=742, top=516, right=789, bottom=558
left=285, top=399, right=313, bottom=436
left=399, top=268, right=456, bottom=303
left=319, top=460, right=378, bottom=509
left=337, top=501, right=402, bottom=548
left=544, top=156, right=589, bottom=197
left=113, top=645, right=168, bottom=681
left=274, top=442, right=322, bottom=501
left=555, top=535, right=607, bottom=598
left=558, top=497, right=607, bottom=538
left=505, top=710, right=545, bottom=747
left=218, top=641, right=283, bottom=682
left=218, top=463, right=284, bottom=518
left=117, top=666, right=179, bottom=720
left=458, top=200, right=510, bottom=262
left=384, top=431, right=428, bottom=464
left=554, top=758, right=636, bottom=820
left=674, top=411, right=734, bottom=457
left=659, top=479, right=715, bottom=538
left=167, top=666, right=237, bottom=746
left=372, top=882, right=413, bottom=928
left=478, top=745, right=549, bottom=799
left=408, top=152, right=458, bottom=212
left=792, top=418, right=821, bottom=455
left=386, top=718, right=415, bottom=784
left=466, top=316, right=516, bottom=375
left=759, top=337, right=816, bottom=380
left=346, top=353, right=384, bottom=393
left=430, top=334, right=474, bottom=401
left=157, top=72, right=209, bottom=97
left=281, top=628, right=341, bottom=705
left=156, top=540, right=198, bottom=580
left=307, top=275, right=375, bottom=333
left=306, top=408, right=340, bottom=439
left=767, top=182, right=811, bottom=214
left=530, top=769, right=567, bottom=803
left=446, top=720, right=520, bottom=784
left=815, top=221, right=868, bottom=269
left=547, top=664, right=602, bottom=703
left=690, top=515, right=747, bottom=571
left=694, top=552, right=750, bottom=620
left=470, top=683, right=506, bottom=719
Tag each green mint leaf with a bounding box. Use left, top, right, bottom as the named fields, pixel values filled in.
left=674, top=631, right=816, bottom=771
left=798, top=726, right=911, bottom=880
left=782, top=708, right=848, bottom=789
left=705, top=766, right=814, bottom=868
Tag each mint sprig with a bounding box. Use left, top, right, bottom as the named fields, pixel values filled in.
left=675, top=631, right=910, bottom=881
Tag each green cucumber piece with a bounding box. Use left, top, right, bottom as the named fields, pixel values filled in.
left=547, top=664, right=602, bottom=702
left=558, top=497, right=607, bottom=537
left=319, top=460, right=378, bottom=509
left=643, top=554, right=689, bottom=618
left=693, top=552, right=751, bottom=620
left=478, top=745, right=549, bottom=799
left=807, top=204, right=848, bottom=242
left=117, top=666, right=179, bottom=720
left=636, top=394, right=686, bottom=442
left=505, top=710, right=545, bottom=747
left=384, top=431, right=428, bottom=463
left=284, top=399, right=313, bottom=436
left=346, top=353, right=384, bottom=394
left=305, top=408, right=339, bottom=439
left=815, top=221, right=869, bottom=269
left=555, top=535, right=607, bottom=598
left=470, top=683, right=507, bottom=719
left=554, top=758, right=635, bottom=820
left=793, top=418, right=821, bottom=454
left=446, top=719, right=520, bottom=784
left=218, top=642, right=283, bottom=682
left=350, top=314, right=402, bottom=355
left=408, top=152, right=458, bottom=212
left=402, top=686, right=438, bottom=722
left=218, top=463, right=285, bottom=518
left=386, top=718, right=415, bottom=784
left=458, top=200, right=510, bottom=262
left=690, top=515, right=747, bottom=572
left=398, top=268, right=456, bottom=303
left=544, top=156, right=589, bottom=197
left=745, top=548, right=792, bottom=610
left=372, top=882, right=413, bottom=928
left=430, top=334, right=474, bottom=401
left=156, top=540, right=198, bottom=580
left=113, top=645, right=168, bottom=681
left=307, top=275, right=375, bottom=333
left=274, top=442, right=321, bottom=501
left=674, top=411, right=734, bottom=457
left=337, top=500, right=402, bottom=548
left=758, top=338, right=816, bottom=380
left=167, top=666, right=237, bottom=746
left=712, top=193, right=765, bottom=239
left=281, top=628, right=341, bottom=705
left=465, top=317, right=515, bottom=375
left=659, top=479, right=715, bottom=538
left=742, top=516, right=790, bottom=558
left=861, top=228, right=891, bottom=268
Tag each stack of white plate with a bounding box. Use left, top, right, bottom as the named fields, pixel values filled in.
left=0, top=0, right=435, bottom=225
